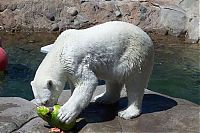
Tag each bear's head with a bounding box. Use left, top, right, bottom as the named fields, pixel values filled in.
left=31, top=79, right=63, bottom=107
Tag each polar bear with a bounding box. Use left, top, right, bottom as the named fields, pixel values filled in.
left=31, top=21, right=154, bottom=124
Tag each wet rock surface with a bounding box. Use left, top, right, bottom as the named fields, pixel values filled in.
left=0, top=97, right=37, bottom=133
left=0, top=0, right=199, bottom=43
left=1, top=85, right=198, bottom=133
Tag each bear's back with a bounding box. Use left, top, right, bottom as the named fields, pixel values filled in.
left=61, top=21, right=152, bottom=55
left=58, top=21, right=153, bottom=81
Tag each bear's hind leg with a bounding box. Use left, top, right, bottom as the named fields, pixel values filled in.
left=94, top=81, right=123, bottom=104
left=118, top=69, right=151, bottom=119
left=118, top=78, right=144, bottom=119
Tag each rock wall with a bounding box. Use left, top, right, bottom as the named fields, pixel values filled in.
left=0, top=0, right=199, bottom=43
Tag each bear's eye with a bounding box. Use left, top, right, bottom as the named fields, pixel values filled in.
left=47, top=80, right=53, bottom=90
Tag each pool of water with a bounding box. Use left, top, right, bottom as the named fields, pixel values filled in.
left=0, top=32, right=199, bottom=104
left=0, top=32, right=58, bottom=100
left=149, top=39, right=200, bottom=105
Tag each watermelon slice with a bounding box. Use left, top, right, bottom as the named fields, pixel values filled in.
left=36, top=105, right=76, bottom=131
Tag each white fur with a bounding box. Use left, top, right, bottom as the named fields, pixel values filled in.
left=31, top=21, right=154, bottom=123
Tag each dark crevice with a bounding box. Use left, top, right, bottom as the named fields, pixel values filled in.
left=162, top=7, right=185, bottom=13
left=150, top=2, right=161, bottom=8
left=11, top=116, right=39, bottom=133
left=117, top=117, right=123, bottom=133
left=139, top=0, right=161, bottom=9
left=10, top=122, right=19, bottom=133
left=179, top=0, right=185, bottom=5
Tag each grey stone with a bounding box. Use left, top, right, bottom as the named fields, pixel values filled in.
left=46, top=12, right=55, bottom=21
left=7, top=4, right=17, bottom=11
left=179, top=0, right=199, bottom=43
left=78, top=87, right=200, bottom=132
left=16, top=3, right=25, bottom=10
left=51, top=23, right=59, bottom=31
left=0, top=26, right=4, bottom=31
left=67, top=7, right=79, bottom=16
left=74, top=15, right=89, bottom=26
left=58, top=21, right=66, bottom=32
left=0, top=0, right=199, bottom=42
left=114, top=10, right=122, bottom=17
left=19, top=85, right=199, bottom=132
left=79, top=117, right=121, bottom=133
left=0, top=122, right=17, bottom=133
left=139, top=5, right=147, bottom=14
left=80, top=0, right=89, bottom=4
left=159, top=5, right=187, bottom=36
left=186, top=17, right=199, bottom=43
left=13, top=117, right=49, bottom=133
left=179, top=0, right=198, bottom=17
left=0, top=97, right=37, bottom=133
left=0, top=4, right=7, bottom=12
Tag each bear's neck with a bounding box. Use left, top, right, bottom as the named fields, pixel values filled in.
left=35, top=43, right=67, bottom=84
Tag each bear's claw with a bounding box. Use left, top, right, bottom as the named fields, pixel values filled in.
left=57, top=104, right=78, bottom=124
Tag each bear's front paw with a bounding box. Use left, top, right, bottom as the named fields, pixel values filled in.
left=57, top=104, right=79, bottom=124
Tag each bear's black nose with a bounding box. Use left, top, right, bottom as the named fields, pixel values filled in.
left=41, top=100, right=48, bottom=106
left=42, top=100, right=55, bottom=107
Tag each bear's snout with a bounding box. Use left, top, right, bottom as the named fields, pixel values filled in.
left=32, top=98, right=50, bottom=107
left=41, top=98, right=57, bottom=107
left=41, top=99, right=48, bottom=106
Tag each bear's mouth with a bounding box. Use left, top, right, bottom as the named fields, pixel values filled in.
left=47, top=107, right=54, bottom=115
left=31, top=98, right=44, bottom=107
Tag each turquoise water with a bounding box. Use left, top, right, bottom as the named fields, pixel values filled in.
left=0, top=32, right=57, bottom=100
left=0, top=33, right=199, bottom=104
left=149, top=44, right=200, bottom=104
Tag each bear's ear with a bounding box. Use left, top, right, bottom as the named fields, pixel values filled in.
left=30, top=81, right=34, bottom=86
left=47, top=80, right=53, bottom=89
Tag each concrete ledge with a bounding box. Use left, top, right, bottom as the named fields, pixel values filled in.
left=1, top=85, right=199, bottom=133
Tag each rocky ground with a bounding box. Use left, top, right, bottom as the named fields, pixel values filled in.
left=0, top=85, right=199, bottom=133
left=0, top=0, right=199, bottom=43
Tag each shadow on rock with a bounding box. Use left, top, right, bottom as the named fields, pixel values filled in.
left=143, top=94, right=177, bottom=113
left=76, top=102, right=118, bottom=131
left=76, top=94, right=177, bottom=131
left=118, top=94, right=178, bottom=114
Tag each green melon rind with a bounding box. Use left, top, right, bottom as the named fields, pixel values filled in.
left=36, top=105, right=76, bottom=131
